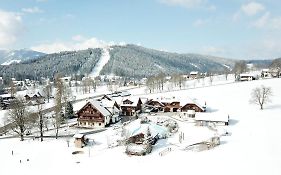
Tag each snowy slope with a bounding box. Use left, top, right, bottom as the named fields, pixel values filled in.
left=0, top=49, right=45, bottom=65
left=1, top=78, right=281, bottom=175
left=90, top=47, right=110, bottom=77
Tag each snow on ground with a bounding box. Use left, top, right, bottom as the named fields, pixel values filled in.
left=1, top=78, right=281, bottom=175
left=90, top=47, right=110, bottom=77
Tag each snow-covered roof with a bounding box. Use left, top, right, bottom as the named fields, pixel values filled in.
left=0, top=94, right=12, bottom=98
left=262, top=69, right=269, bottom=72
left=100, top=99, right=116, bottom=108
left=190, top=71, right=199, bottom=75
left=125, top=119, right=168, bottom=138
left=195, top=112, right=229, bottom=123
left=90, top=100, right=111, bottom=117
left=73, top=133, right=84, bottom=139
left=121, top=97, right=140, bottom=107
left=240, top=73, right=254, bottom=77
left=150, top=96, right=205, bottom=109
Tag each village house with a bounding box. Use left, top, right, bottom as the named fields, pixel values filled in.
left=238, top=73, right=257, bottom=81
left=120, top=97, right=144, bottom=116
left=181, top=99, right=206, bottom=112
left=145, top=96, right=206, bottom=113
left=24, top=92, right=44, bottom=101
left=146, top=99, right=165, bottom=112
left=190, top=71, right=199, bottom=79
left=77, top=100, right=112, bottom=128
left=99, top=98, right=121, bottom=123
left=269, top=68, right=281, bottom=78
left=261, top=69, right=271, bottom=78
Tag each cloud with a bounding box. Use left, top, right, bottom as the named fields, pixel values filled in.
left=22, top=7, right=44, bottom=14
left=159, top=0, right=207, bottom=8
left=0, top=10, right=24, bottom=48
left=31, top=36, right=126, bottom=53
left=252, top=12, right=270, bottom=28
left=252, top=12, right=281, bottom=30
left=241, top=2, right=265, bottom=16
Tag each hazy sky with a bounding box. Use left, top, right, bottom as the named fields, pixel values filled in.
left=1, top=0, right=281, bottom=59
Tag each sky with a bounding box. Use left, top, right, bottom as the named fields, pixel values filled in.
left=0, top=0, right=281, bottom=60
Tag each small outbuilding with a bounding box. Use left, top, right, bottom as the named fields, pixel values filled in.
left=73, top=134, right=87, bottom=148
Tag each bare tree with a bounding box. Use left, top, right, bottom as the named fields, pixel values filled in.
left=36, top=104, right=44, bottom=141
left=9, top=81, right=16, bottom=97
left=4, top=98, right=33, bottom=141
left=208, top=72, right=214, bottom=85
left=171, top=74, right=185, bottom=90
left=250, top=85, right=272, bottom=110
left=146, top=76, right=156, bottom=93
left=43, top=84, right=52, bottom=103
left=54, top=75, right=64, bottom=139
left=224, top=68, right=230, bottom=80
left=233, top=61, right=247, bottom=79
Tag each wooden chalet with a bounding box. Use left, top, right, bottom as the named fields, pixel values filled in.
left=120, top=98, right=143, bottom=116
left=77, top=100, right=111, bottom=128
left=146, top=96, right=206, bottom=113
left=24, top=92, right=44, bottom=101
left=163, top=101, right=181, bottom=112
left=181, top=102, right=205, bottom=112
left=146, top=99, right=165, bottom=112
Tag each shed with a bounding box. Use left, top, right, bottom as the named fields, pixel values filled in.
left=73, top=134, right=87, bottom=148
left=195, top=113, right=229, bottom=126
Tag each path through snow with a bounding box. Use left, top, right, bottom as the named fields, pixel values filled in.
left=90, top=47, right=110, bottom=77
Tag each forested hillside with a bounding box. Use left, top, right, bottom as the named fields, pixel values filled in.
left=100, top=44, right=235, bottom=77
left=0, top=48, right=101, bottom=80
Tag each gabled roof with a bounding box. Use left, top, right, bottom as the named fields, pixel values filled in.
left=121, top=97, right=141, bottom=107
left=73, top=133, right=85, bottom=139
left=77, top=100, right=111, bottom=117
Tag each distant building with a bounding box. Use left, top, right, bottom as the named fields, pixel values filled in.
left=238, top=74, right=257, bottom=81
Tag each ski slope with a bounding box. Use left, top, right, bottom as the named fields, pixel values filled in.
left=90, top=47, right=110, bottom=77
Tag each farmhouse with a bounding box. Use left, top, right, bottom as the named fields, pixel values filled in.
left=261, top=69, right=271, bottom=78
left=181, top=99, right=206, bottom=112
left=99, top=98, right=121, bottom=123
left=146, top=96, right=206, bottom=113
left=24, top=92, right=44, bottom=101
left=238, top=74, right=256, bottom=81
left=77, top=100, right=111, bottom=128
left=120, top=97, right=144, bottom=116
left=190, top=71, right=199, bottom=79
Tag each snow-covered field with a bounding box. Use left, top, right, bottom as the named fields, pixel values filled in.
left=1, top=78, right=281, bottom=175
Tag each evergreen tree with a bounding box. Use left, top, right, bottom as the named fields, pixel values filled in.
left=65, top=101, right=74, bottom=119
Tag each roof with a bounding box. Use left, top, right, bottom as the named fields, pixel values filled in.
left=125, top=119, right=168, bottom=138
left=121, top=97, right=140, bottom=107
left=77, top=100, right=111, bottom=117
left=190, top=71, right=198, bottom=75
left=73, top=133, right=85, bottom=139
left=150, top=96, right=205, bottom=110
left=90, top=100, right=111, bottom=117
left=240, top=73, right=254, bottom=77
left=195, top=112, right=229, bottom=123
